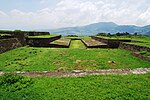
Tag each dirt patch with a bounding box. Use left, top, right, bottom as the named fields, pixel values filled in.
left=107, top=61, right=117, bottom=69
left=75, top=60, right=96, bottom=64
left=1, top=68, right=149, bottom=77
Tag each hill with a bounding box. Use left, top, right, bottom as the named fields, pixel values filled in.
left=41, top=22, right=150, bottom=36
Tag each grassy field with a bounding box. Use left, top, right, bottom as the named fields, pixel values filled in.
left=0, top=73, right=149, bottom=100
left=0, top=36, right=150, bottom=99
left=0, top=47, right=150, bottom=72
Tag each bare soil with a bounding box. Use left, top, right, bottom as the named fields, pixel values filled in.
left=0, top=68, right=150, bottom=77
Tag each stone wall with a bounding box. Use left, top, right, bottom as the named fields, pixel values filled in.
left=119, top=42, right=150, bottom=52
left=91, top=36, right=108, bottom=44
left=91, top=36, right=131, bottom=48
left=133, top=52, right=150, bottom=62
left=0, top=31, right=50, bottom=36
left=0, top=35, right=13, bottom=39
left=26, top=35, right=61, bottom=47
left=12, top=32, right=28, bottom=46
left=0, top=31, right=52, bottom=53
left=49, top=43, right=70, bottom=48
left=0, top=31, right=50, bottom=45
left=49, top=39, right=71, bottom=48
left=81, top=39, right=108, bottom=48
left=27, top=32, right=50, bottom=36
left=0, top=38, right=22, bottom=54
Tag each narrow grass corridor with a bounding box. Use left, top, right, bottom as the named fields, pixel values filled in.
left=69, top=40, right=86, bottom=49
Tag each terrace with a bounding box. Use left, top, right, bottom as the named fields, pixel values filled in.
left=50, top=38, right=71, bottom=48
left=0, top=33, right=150, bottom=100
left=82, top=38, right=107, bottom=48
left=27, top=34, right=59, bottom=39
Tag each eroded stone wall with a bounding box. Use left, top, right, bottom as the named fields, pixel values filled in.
left=133, top=52, right=150, bottom=62
left=91, top=36, right=131, bottom=48
left=0, top=31, right=50, bottom=45
left=12, top=32, right=28, bottom=46
left=0, top=38, right=22, bottom=54
left=26, top=35, right=61, bottom=47
left=0, top=31, right=50, bottom=53
left=27, top=32, right=50, bottom=36
left=119, top=43, right=150, bottom=52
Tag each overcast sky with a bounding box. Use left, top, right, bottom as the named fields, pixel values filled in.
left=0, top=0, right=150, bottom=30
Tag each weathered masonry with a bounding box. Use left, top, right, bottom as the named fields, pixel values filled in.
left=0, top=31, right=59, bottom=54
left=0, top=38, right=22, bottom=53
left=26, top=35, right=61, bottom=47
left=91, top=36, right=131, bottom=48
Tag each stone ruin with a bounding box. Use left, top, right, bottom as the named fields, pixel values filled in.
left=0, top=31, right=61, bottom=53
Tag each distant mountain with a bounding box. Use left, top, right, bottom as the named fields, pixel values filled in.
left=40, top=22, right=150, bottom=36
left=141, top=25, right=150, bottom=35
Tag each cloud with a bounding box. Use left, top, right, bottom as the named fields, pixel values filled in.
left=40, top=0, right=46, bottom=4
left=0, top=0, right=150, bottom=29
left=136, top=7, right=150, bottom=25
left=0, top=11, right=7, bottom=16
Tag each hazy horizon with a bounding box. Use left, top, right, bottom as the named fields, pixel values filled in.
left=0, top=0, right=150, bottom=30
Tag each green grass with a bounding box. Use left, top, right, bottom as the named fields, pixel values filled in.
left=0, top=74, right=33, bottom=92
left=69, top=40, right=86, bottom=49
left=27, top=34, right=59, bottom=38
left=0, top=47, right=150, bottom=72
left=126, top=36, right=150, bottom=47
left=126, top=42, right=150, bottom=47
left=0, top=34, right=11, bottom=36
left=140, top=51, right=150, bottom=57
left=0, top=73, right=149, bottom=99
left=96, top=36, right=132, bottom=40
left=131, top=36, right=150, bottom=42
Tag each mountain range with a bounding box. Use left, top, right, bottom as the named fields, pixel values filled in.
left=41, top=22, right=150, bottom=36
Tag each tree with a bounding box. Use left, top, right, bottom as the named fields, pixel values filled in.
left=134, top=33, right=138, bottom=36
left=96, top=33, right=107, bottom=36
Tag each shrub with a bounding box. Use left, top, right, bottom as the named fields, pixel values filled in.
left=0, top=74, right=33, bottom=92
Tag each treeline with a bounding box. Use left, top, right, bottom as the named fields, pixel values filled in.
left=67, top=35, right=78, bottom=37
left=0, top=30, right=36, bottom=34
left=96, top=32, right=141, bottom=36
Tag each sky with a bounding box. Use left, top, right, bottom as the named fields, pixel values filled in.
left=0, top=0, right=150, bottom=30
